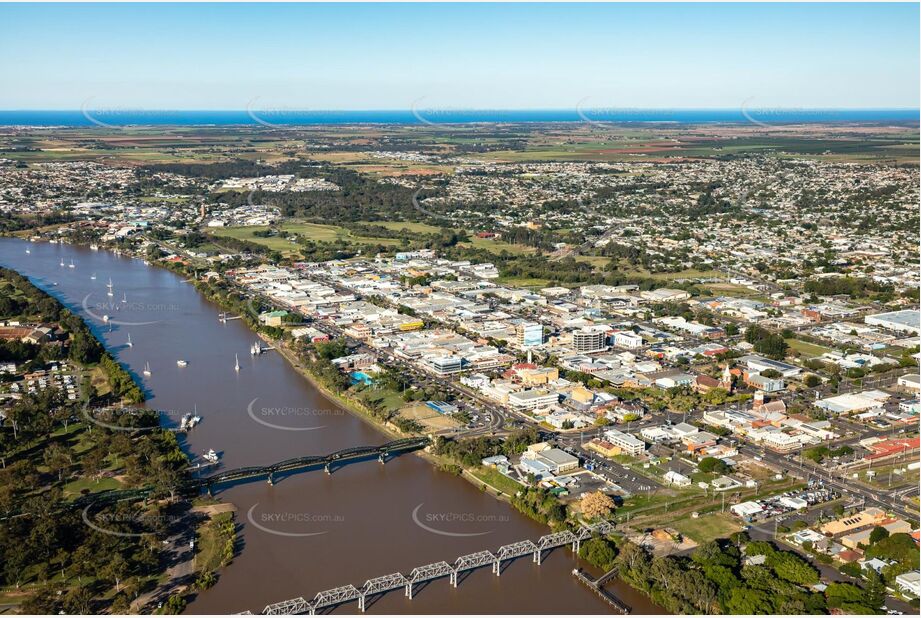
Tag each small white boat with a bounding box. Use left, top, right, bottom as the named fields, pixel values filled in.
left=126, top=333, right=133, bottom=347
left=90, top=272, right=96, bottom=280
left=59, top=258, right=65, bottom=267
left=68, top=259, right=75, bottom=269
left=181, top=412, right=201, bottom=431
left=90, top=244, right=99, bottom=251
left=121, top=292, right=127, bottom=303
left=250, top=341, right=262, bottom=356
left=234, top=353, right=240, bottom=372
left=25, top=248, right=30, bottom=254
left=203, top=449, right=219, bottom=463
left=176, top=359, right=188, bottom=367
left=107, top=278, right=114, bottom=297
left=143, top=361, right=151, bottom=376
left=102, top=314, right=110, bottom=323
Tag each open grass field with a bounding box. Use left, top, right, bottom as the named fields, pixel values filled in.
left=212, top=220, right=542, bottom=258
left=672, top=512, right=742, bottom=543
left=704, top=282, right=760, bottom=297
left=354, top=220, right=445, bottom=234
left=494, top=276, right=554, bottom=288
left=211, top=222, right=403, bottom=255
left=462, top=236, right=536, bottom=255
left=194, top=511, right=234, bottom=573
left=469, top=466, right=525, bottom=496
left=572, top=255, right=611, bottom=270
left=785, top=338, right=833, bottom=358
left=62, top=475, right=123, bottom=501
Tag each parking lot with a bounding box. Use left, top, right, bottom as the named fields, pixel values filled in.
left=736, top=481, right=839, bottom=523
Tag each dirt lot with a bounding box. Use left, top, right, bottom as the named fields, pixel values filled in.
left=400, top=402, right=460, bottom=432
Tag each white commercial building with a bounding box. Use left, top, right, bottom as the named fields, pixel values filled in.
left=730, top=501, right=764, bottom=518
left=507, top=389, right=558, bottom=411
left=865, top=310, right=920, bottom=335
left=603, top=428, right=646, bottom=456
left=613, top=331, right=644, bottom=349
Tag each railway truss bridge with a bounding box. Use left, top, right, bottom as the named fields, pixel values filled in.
left=243, top=521, right=616, bottom=615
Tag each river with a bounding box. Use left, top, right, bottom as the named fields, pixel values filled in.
left=0, top=238, right=663, bottom=615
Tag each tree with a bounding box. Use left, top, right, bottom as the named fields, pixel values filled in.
left=579, top=537, right=618, bottom=570
left=195, top=571, right=217, bottom=590
left=866, top=533, right=919, bottom=569
left=692, top=540, right=740, bottom=569
left=161, top=594, right=186, bottom=615
left=868, top=526, right=889, bottom=545
left=770, top=552, right=819, bottom=586
left=101, top=553, right=129, bottom=591
left=580, top=491, right=616, bottom=520
left=698, top=456, right=730, bottom=475
left=723, top=587, right=772, bottom=614
left=43, top=443, right=72, bottom=481
left=63, top=585, right=93, bottom=614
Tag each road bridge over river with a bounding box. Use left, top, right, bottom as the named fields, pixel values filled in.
left=194, top=437, right=429, bottom=494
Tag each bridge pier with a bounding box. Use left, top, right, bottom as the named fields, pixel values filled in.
left=358, top=594, right=366, bottom=612
left=206, top=484, right=213, bottom=498
left=378, top=452, right=386, bottom=464
left=324, top=462, right=331, bottom=475
left=405, top=583, right=412, bottom=599
left=449, top=571, right=457, bottom=587
left=267, top=472, right=274, bottom=486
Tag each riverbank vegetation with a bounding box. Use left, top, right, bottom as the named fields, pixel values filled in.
left=194, top=511, right=237, bottom=576
left=609, top=535, right=880, bottom=615
left=0, top=267, right=189, bottom=612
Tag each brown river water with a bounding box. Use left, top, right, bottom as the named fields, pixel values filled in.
left=0, top=238, right=664, bottom=615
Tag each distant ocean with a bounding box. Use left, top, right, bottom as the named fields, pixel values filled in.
left=0, top=109, right=917, bottom=127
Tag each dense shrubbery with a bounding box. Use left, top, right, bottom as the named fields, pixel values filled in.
left=804, top=277, right=892, bottom=299
left=612, top=536, right=869, bottom=615
left=745, top=325, right=789, bottom=360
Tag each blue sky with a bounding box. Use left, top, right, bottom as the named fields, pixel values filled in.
left=1, top=2, right=918, bottom=110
